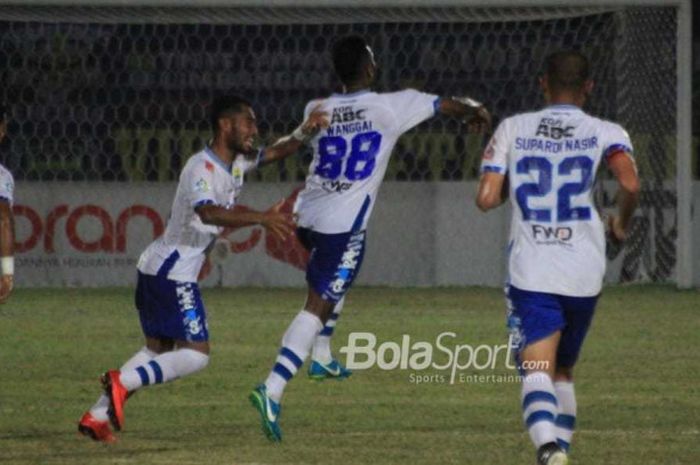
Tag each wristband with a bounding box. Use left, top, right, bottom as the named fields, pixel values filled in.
left=452, top=95, right=483, bottom=109
left=1, top=256, right=13, bottom=276
left=291, top=125, right=308, bottom=142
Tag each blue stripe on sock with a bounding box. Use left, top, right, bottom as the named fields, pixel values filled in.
left=522, top=391, right=558, bottom=410
left=557, top=439, right=571, bottom=452
left=136, top=366, right=150, bottom=386
left=280, top=347, right=303, bottom=368
left=525, top=410, right=556, bottom=428
left=328, top=313, right=339, bottom=321
left=273, top=362, right=293, bottom=381
left=555, top=414, right=576, bottom=430
left=148, top=360, right=163, bottom=384
left=319, top=326, right=334, bottom=336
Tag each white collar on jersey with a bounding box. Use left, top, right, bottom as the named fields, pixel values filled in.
left=331, top=88, right=371, bottom=98
left=546, top=104, right=582, bottom=110
left=204, top=145, right=233, bottom=173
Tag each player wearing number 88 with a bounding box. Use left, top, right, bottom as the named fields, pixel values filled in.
left=476, top=51, right=640, bottom=465
left=249, top=35, right=491, bottom=441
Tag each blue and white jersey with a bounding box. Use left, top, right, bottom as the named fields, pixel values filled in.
left=482, top=105, right=634, bottom=297
left=137, top=147, right=256, bottom=282
left=295, top=89, right=439, bottom=234
left=0, top=163, right=14, bottom=205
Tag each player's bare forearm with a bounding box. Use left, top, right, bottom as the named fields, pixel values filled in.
left=608, top=151, right=640, bottom=231
left=0, top=201, right=14, bottom=303
left=259, top=106, right=329, bottom=166
left=439, top=98, right=480, bottom=118
left=259, top=137, right=304, bottom=165
left=476, top=172, right=507, bottom=212
left=0, top=201, right=14, bottom=258
left=616, top=188, right=639, bottom=231
left=196, top=204, right=266, bottom=228
left=195, top=202, right=294, bottom=240
left=439, top=98, right=492, bottom=132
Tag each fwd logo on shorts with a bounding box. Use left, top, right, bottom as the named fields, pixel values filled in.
left=531, top=224, right=573, bottom=244
left=339, top=332, right=519, bottom=384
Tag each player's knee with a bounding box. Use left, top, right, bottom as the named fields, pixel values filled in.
left=176, top=340, right=210, bottom=355
left=146, top=337, right=175, bottom=354
left=554, top=365, right=574, bottom=381
left=304, top=288, right=336, bottom=323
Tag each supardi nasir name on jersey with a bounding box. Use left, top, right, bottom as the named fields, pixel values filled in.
left=482, top=104, right=633, bottom=297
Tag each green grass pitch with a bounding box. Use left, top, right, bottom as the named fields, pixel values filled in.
left=1, top=286, right=698, bottom=464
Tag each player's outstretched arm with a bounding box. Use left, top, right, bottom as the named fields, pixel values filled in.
left=258, top=106, right=329, bottom=166
left=607, top=151, right=640, bottom=242
left=0, top=200, right=14, bottom=303
left=476, top=172, right=508, bottom=212
left=195, top=201, right=295, bottom=241
left=438, top=97, right=492, bottom=133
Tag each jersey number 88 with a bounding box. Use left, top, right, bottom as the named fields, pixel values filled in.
left=314, top=131, right=382, bottom=181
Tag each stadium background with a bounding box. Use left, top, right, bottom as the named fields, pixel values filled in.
left=0, top=3, right=698, bottom=465
left=0, top=3, right=695, bottom=288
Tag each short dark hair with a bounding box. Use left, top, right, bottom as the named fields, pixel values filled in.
left=210, top=95, right=252, bottom=132
left=332, top=35, right=372, bottom=86
left=544, top=51, right=590, bottom=92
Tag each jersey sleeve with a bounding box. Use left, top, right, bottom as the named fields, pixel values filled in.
left=186, top=159, right=217, bottom=208
left=480, top=118, right=511, bottom=175
left=387, top=89, right=440, bottom=134
left=0, top=169, right=14, bottom=205
left=303, top=98, right=325, bottom=120
left=601, top=123, right=634, bottom=161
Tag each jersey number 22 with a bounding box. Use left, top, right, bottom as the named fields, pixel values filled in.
left=515, top=155, right=593, bottom=222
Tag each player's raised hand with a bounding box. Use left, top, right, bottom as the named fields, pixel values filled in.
left=300, top=104, right=329, bottom=138
left=261, top=200, right=296, bottom=241
left=0, top=275, right=13, bottom=304
left=466, top=105, right=492, bottom=134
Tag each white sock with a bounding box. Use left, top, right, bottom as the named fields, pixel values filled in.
left=264, top=310, right=323, bottom=402
left=119, top=348, right=209, bottom=391
left=312, top=297, right=345, bottom=364
left=521, top=372, right=559, bottom=448
left=554, top=381, right=577, bottom=452
left=89, top=346, right=157, bottom=421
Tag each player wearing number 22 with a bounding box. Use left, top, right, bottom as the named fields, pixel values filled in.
left=476, top=51, right=640, bottom=465
left=249, top=35, right=492, bottom=442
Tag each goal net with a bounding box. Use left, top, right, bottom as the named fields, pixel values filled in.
left=0, top=1, right=691, bottom=287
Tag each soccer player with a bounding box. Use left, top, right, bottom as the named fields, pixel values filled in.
left=476, top=51, right=640, bottom=465
left=250, top=35, right=491, bottom=442
left=78, top=95, right=328, bottom=442
left=0, top=105, right=15, bottom=303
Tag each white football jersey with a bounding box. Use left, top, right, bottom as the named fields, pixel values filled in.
left=295, top=89, right=439, bottom=234
left=0, top=163, right=14, bottom=205
left=138, top=146, right=256, bottom=282
left=482, top=104, right=634, bottom=297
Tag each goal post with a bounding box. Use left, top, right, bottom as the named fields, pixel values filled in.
left=0, top=0, right=693, bottom=288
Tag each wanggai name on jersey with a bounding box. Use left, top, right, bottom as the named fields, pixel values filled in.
left=327, top=120, right=374, bottom=137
